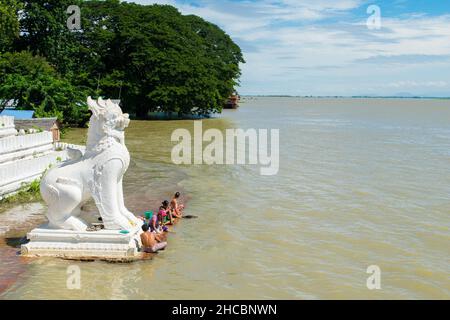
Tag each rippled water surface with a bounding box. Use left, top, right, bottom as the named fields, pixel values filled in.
left=1, top=98, right=449, bottom=299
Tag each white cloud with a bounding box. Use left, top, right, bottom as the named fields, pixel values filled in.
left=384, top=81, right=449, bottom=88
left=131, top=0, right=450, bottom=96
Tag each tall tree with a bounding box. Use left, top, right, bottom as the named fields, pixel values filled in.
left=9, top=0, right=245, bottom=119
left=78, top=1, right=244, bottom=117
left=0, top=51, right=91, bottom=126
left=17, top=0, right=83, bottom=75
left=0, top=0, right=21, bottom=53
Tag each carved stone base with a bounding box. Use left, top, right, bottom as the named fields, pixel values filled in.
left=21, top=224, right=143, bottom=260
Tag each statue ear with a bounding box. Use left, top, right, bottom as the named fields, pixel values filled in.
left=122, top=113, right=130, bottom=128
left=97, top=97, right=107, bottom=109
left=87, top=96, right=100, bottom=117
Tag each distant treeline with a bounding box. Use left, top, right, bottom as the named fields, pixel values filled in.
left=243, top=95, right=450, bottom=99
left=0, top=0, right=244, bottom=126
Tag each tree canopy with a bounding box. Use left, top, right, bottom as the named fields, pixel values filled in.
left=0, top=0, right=244, bottom=125
left=0, top=0, right=21, bottom=53
left=0, top=51, right=91, bottom=125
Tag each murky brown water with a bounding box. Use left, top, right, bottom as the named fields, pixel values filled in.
left=1, top=98, right=449, bottom=299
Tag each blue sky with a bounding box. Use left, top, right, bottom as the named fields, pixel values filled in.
left=134, top=0, right=450, bottom=96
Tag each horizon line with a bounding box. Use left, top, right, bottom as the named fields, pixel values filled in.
left=240, top=95, right=450, bottom=99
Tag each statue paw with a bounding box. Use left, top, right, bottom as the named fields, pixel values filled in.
left=103, top=215, right=133, bottom=230
left=62, top=217, right=88, bottom=232
left=121, top=211, right=142, bottom=226
left=130, top=216, right=143, bottom=226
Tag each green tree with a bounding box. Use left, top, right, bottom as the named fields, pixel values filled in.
left=0, top=51, right=91, bottom=126
left=184, top=14, right=244, bottom=100
left=78, top=1, right=244, bottom=117
left=13, top=0, right=244, bottom=118
left=17, top=0, right=83, bottom=75
left=0, top=0, right=21, bottom=52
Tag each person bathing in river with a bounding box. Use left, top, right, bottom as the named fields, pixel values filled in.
left=160, top=200, right=174, bottom=225
left=149, top=210, right=160, bottom=233
left=170, top=192, right=184, bottom=219
left=157, top=203, right=171, bottom=231
left=140, top=224, right=167, bottom=253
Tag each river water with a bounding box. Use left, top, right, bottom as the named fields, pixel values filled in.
left=0, top=97, right=449, bottom=299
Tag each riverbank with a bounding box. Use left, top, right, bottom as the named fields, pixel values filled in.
left=0, top=180, right=41, bottom=213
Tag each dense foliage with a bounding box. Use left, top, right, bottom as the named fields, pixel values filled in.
left=0, top=0, right=21, bottom=52
left=0, top=51, right=91, bottom=125
left=0, top=0, right=244, bottom=126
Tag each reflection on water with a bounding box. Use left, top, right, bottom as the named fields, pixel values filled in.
left=1, top=98, right=450, bottom=299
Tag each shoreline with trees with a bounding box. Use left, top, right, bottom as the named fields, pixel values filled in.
left=0, top=0, right=244, bottom=127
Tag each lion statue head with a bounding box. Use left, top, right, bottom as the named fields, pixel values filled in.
left=86, top=97, right=130, bottom=151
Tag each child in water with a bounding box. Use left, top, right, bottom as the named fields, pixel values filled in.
left=157, top=203, right=171, bottom=231
left=149, top=210, right=159, bottom=233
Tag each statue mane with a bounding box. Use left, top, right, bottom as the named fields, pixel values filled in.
left=86, top=97, right=130, bottom=153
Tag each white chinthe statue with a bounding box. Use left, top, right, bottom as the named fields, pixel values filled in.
left=40, top=97, right=141, bottom=231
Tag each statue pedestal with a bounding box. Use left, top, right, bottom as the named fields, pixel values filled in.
left=21, top=225, right=143, bottom=260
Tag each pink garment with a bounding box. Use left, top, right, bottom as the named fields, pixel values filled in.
left=158, top=208, right=167, bottom=218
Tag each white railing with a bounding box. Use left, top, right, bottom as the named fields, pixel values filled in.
left=0, top=116, right=17, bottom=138
left=0, top=131, right=53, bottom=155
left=0, top=152, right=62, bottom=188
left=54, top=142, right=86, bottom=153
left=0, top=116, right=14, bottom=128
left=0, top=140, right=86, bottom=198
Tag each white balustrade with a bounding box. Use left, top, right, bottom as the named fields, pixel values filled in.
left=0, top=131, right=53, bottom=155
left=54, top=142, right=86, bottom=153
left=0, top=116, right=14, bottom=128
left=0, top=115, right=88, bottom=198
left=0, top=116, right=17, bottom=138
left=0, top=152, right=65, bottom=189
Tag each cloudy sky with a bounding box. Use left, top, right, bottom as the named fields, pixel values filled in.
left=133, top=0, right=450, bottom=96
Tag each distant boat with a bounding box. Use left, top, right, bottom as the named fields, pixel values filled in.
left=224, top=93, right=240, bottom=109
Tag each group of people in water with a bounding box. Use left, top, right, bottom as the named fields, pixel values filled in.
left=139, top=192, right=185, bottom=254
